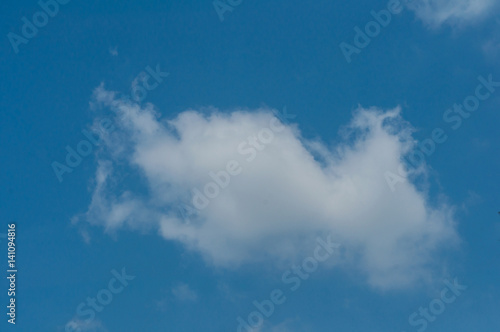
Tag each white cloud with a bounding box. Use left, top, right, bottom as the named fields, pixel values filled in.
left=77, top=86, right=460, bottom=290
left=407, top=0, right=496, bottom=27
left=171, top=283, right=198, bottom=302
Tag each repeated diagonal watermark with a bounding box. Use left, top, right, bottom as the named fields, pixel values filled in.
left=236, top=234, right=341, bottom=331
left=385, top=74, right=500, bottom=192
left=213, top=0, right=243, bottom=22
left=65, top=268, right=135, bottom=332
left=401, top=278, right=467, bottom=332
left=7, top=0, right=72, bottom=54
left=177, top=106, right=297, bottom=225
left=339, top=0, right=417, bottom=63
left=51, top=64, right=169, bottom=183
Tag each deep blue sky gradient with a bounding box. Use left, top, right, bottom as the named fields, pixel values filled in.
left=1, top=0, right=499, bottom=331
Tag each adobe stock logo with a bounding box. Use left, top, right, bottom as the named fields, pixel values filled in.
left=236, top=235, right=341, bottom=331
left=339, top=0, right=405, bottom=63
left=52, top=63, right=168, bottom=183
left=7, top=0, right=72, bottom=54
left=51, top=118, right=115, bottom=183
left=405, top=278, right=467, bottom=332
left=384, top=74, right=500, bottom=192
left=65, top=268, right=135, bottom=332
left=126, top=64, right=170, bottom=103
left=177, top=106, right=297, bottom=225
left=213, top=0, right=243, bottom=22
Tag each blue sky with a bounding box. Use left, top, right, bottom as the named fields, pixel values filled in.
left=1, top=0, right=500, bottom=331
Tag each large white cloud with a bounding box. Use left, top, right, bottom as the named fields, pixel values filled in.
left=77, top=86, right=459, bottom=290
left=407, top=0, right=495, bottom=27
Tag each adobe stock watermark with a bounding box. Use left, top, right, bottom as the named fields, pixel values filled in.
left=385, top=74, right=500, bottom=192
left=339, top=0, right=420, bottom=63
left=213, top=0, right=243, bottom=22
left=65, top=268, right=135, bottom=332
left=405, top=278, right=467, bottom=332
left=51, top=64, right=169, bottom=183
left=126, top=64, right=169, bottom=104
left=236, top=235, right=341, bottom=331
left=177, top=107, right=297, bottom=224
left=51, top=118, right=115, bottom=183
left=7, top=0, right=71, bottom=54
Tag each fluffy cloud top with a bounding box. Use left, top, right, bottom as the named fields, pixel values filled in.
left=408, top=0, right=495, bottom=27
left=78, top=86, right=459, bottom=290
